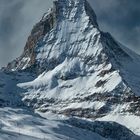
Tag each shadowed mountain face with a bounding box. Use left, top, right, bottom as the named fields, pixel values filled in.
left=0, top=0, right=140, bottom=139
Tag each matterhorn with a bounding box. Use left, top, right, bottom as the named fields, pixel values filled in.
left=0, top=0, right=140, bottom=139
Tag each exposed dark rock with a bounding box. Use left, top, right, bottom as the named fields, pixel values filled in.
left=95, top=80, right=107, bottom=88
left=66, top=118, right=135, bottom=140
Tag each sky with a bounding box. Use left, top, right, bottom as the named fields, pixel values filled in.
left=0, top=0, right=139, bottom=68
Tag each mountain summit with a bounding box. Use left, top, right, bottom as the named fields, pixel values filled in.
left=1, top=0, right=140, bottom=139
left=7, top=0, right=99, bottom=72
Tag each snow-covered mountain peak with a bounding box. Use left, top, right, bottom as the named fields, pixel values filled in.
left=1, top=1, right=140, bottom=139
left=4, top=0, right=140, bottom=108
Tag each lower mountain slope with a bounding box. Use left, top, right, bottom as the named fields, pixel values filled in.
left=0, top=107, right=140, bottom=140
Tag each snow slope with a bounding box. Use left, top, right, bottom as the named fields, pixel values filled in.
left=0, top=107, right=140, bottom=140
left=0, top=107, right=107, bottom=140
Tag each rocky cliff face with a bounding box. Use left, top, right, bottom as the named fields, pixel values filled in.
left=6, top=2, right=57, bottom=71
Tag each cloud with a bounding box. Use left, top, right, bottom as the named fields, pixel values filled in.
left=0, top=0, right=53, bottom=67
left=88, top=0, right=140, bottom=53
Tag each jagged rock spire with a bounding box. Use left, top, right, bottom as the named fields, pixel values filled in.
left=53, top=0, right=98, bottom=27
